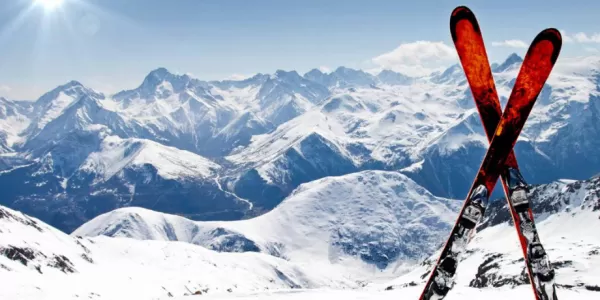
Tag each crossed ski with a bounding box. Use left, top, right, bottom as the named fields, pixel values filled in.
left=419, top=6, right=562, bottom=300
left=450, top=6, right=559, bottom=300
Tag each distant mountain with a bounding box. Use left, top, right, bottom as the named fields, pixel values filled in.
left=0, top=126, right=245, bottom=232
left=303, top=67, right=412, bottom=88
left=0, top=53, right=599, bottom=231
left=0, top=97, right=32, bottom=152
left=377, top=69, right=414, bottom=85
left=493, top=52, right=524, bottom=73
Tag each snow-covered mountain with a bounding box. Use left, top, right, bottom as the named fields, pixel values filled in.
left=2, top=172, right=599, bottom=300
left=0, top=53, right=599, bottom=231
left=0, top=204, right=348, bottom=300
left=0, top=97, right=32, bottom=152
left=0, top=126, right=245, bottom=232
left=74, top=171, right=461, bottom=274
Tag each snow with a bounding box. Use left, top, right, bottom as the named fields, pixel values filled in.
left=3, top=173, right=600, bottom=300
left=227, top=83, right=464, bottom=174
left=0, top=206, right=347, bottom=300
left=227, top=110, right=349, bottom=165
left=0, top=97, right=31, bottom=148
left=75, top=170, right=462, bottom=281
left=167, top=286, right=596, bottom=300
left=36, top=92, right=77, bottom=130
left=79, top=135, right=220, bottom=181
left=2, top=54, right=598, bottom=199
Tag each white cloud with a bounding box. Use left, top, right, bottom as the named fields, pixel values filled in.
left=318, top=66, right=331, bottom=73
left=573, top=32, right=600, bottom=43
left=371, top=41, right=457, bottom=76
left=224, top=73, right=254, bottom=81
left=0, top=85, right=12, bottom=93
left=559, top=30, right=600, bottom=43
left=560, top=30, right=574, bottom=43
left=491, top=39, right=528, bottom=48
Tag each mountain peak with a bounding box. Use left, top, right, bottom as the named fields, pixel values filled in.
left=304, top=68, right=325, bottom=77
left=63, top=80, right=84, bottom=88
left=506, top=52, right=523, bottom=63
left=377, top=69, right=412, bottom=85
left=272, top=70, right=303, bottom=81
left=274, top=69, right=300, bottom=76
left=494, top=53, right=523, bottom=72
left=148, top=67, right=170, bottom=77
left=333, top=66, right=359, bottom=74
left=143, top=67, right=172, bottom=84
left=35, top=80, right=92, bottom=104
left=135, top=67, right=198, bottom=96
left=431, top=64, right=463, bottom=83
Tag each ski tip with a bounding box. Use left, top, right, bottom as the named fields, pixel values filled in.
left=451, top=5, right=472, bottom=17
left=528, top=28, right=563, bottom=64
left=449, top=6, right=481, bottom=42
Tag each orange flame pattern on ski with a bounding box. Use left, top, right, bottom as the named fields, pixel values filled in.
left=479, top=31, right=560, bottom=192
left=452, top=6, right=518, bottom=168
left=420, top=7, right=562, bottom=299
left=449, top=7, right=562, bottom=300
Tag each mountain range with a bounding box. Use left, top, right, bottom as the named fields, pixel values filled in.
left=0, top=53, right=599, bottom=232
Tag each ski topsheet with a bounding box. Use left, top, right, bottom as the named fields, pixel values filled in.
left=450, top=6, right=558, bottom=299
left=419, top=20, right=562, bottom=300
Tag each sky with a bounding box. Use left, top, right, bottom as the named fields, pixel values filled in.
left=1, top=0, right=600, bottom=99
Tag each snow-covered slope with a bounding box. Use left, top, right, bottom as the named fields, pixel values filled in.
left=74, top=170, right=462, bottom=277
left=224, top=83, right=465, bottom=207
left=78, top=135, right=220, bottom=182
left=0, top=97, right=32, bottom=152
left=0, top=128, right=244, bottom=233
left=384, top=174, right=600, bottom=295
left=22, top=81, right=106, bottom=143
left=7, top=173, right=598, bottom=300
left=3, top=173, right=600, bottom=300
left=0, top=205, right=348, bottom=300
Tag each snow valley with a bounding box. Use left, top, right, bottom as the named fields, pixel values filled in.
left=0, top=53, right=599, bottom=233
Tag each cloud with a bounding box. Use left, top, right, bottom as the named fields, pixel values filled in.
left=371, top=41, right=457, bottom=76
left=560, top=30, right=600, bottom=43
left=0, top=85, right=11, bottom=93
left=318, top=66, right=331, bottom=73
left=224, top=73, right=254, bottom=81
left=573, top=32, right=600, bottom=43
left=491, top=40, right=528, bottom=48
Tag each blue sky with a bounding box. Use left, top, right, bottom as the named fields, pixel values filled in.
left=1, top=0, right=600, bottom=99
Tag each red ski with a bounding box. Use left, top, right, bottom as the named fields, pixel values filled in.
left=450, top=6, right=558, bottom=300
left=419, top=17, right=562, bottom=300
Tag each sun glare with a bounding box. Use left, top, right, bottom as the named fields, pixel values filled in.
left=35, top=0, right=65, bottom=10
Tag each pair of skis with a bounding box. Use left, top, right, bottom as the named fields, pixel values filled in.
left=420, top=6, right=562, bottom=300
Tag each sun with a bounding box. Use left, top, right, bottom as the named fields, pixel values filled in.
left=35, top=0, right=65, bottom=10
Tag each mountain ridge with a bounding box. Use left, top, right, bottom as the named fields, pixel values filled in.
left=0, top=54, right=599, bottom=231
